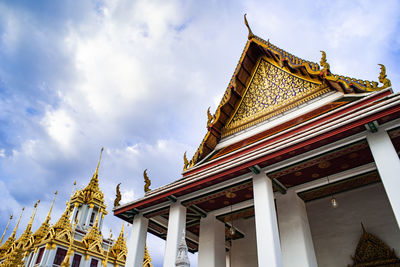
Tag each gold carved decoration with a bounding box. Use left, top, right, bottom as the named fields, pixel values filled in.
left=378, top=64, right=391, bottom=89
left=144, top=169, right=151, bottom=193
left=244, top=14, right=254, bottom=40
left=320, top=51, right=330, bottom=73
left=114, top=183, right=122, bottom=208
left=223, top=58, right=328, bottom=136
left=348, top=224, right=400, bottom=267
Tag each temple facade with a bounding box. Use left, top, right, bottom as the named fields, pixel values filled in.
left=0, top=149, right=142, bottom=267
left=114, top=16, right=400, bottom=267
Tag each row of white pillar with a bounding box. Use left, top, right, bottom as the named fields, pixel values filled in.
left=125, top=129, right=400, bottom=267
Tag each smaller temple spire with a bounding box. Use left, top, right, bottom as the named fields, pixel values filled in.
left=102, top=229, right=112, bottom=267
left=0, top=207, right=24, bottom=257
left=32, top=191, right=57, bottom=244
left=60, top=222, right=77, bottom=267
left=94, top=147, right=104, bottom=180
left=143, top=243, right=153, bottom=267
left=13, top=201, right=39, bottom=251
left=111, top=223, right=127, bottom=259
left=0, top=215, right=13, bottom=245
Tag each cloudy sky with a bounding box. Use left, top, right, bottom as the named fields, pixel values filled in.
left=0, top=0, right=399, bottom=266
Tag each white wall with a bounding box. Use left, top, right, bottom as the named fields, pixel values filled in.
left=230, top=217, right=258, bottom=267
left=306, top=183, right=400, bottom=267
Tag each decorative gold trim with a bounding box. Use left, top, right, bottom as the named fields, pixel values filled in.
left=222, top=58, right=329, bottom=137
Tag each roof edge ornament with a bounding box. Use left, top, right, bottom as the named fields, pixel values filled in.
left=244, top=14, right=255, bottom=40
left=144, top=169, right=151, bottom=193
left=114, top=183, right=121, bottom=208
left=378, top=64, right=391, bottom=88
left=320, top=51, right=330, bottom=74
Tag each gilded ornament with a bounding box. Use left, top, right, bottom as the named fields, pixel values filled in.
left=378, top=64, right=391, bottom=88
left=144, top=169, right=151, bottom=193
left=0, top=215, right=13, bottom=245
left=114, top=183, right=122, bottom=208
left=183, top=152, right=189, bottom=171
left=207, top=107, right=214, bottom=125
left=320, top=51, right=330, bottom=72
left=244, top=14, right=254, bottom=40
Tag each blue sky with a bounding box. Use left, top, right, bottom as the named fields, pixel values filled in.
left=0, top=0, right=399, bottom=266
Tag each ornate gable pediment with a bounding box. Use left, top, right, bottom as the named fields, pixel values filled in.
left=223, top=57, right=330, bottom=136
left=349, top=225, right=400, bottom=267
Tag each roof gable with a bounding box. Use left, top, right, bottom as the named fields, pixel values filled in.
left=183, top=16, right=391, bottom=172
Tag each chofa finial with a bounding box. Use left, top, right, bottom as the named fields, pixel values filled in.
left=378, top=64, right=391, bottom=88
left=244, top=14, right=255, bottom=40
left=144, top=169, right=151, bottom=193
left=183, top=152, right=189, bottom=171
left=320, top=51, right=330, bottom=72
left=114, top=183, right=122, bottom=207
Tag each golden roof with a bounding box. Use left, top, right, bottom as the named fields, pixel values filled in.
left=82, top=212, right=103, bottom=254
left=183, top=15, right=391, bottom=171
left=70, top=148, right=106, bottom=209
left=30, top=191, right=57, bottom=247
left=143, top=244, right=153, bottom=267
left=0, top=208, right=24, bottom=258
left=111, top=223, right=127, bottom=260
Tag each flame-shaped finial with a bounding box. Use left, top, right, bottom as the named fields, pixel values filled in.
left=244, top=14, right=254, bottom=40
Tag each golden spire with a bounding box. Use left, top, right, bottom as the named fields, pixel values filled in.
left=80, top=148, right=105, bottom=204
left=102, top=229, right=112, bottom=267
left=52, top=197, right=72, bottom=234
left=244, top=14, right=255, bottom=40
left=32, top=191, right=57, bottom=244
left=0, top=207, right=24, bottom=257
left=60, top=222, right=77, bottom=267
left=111, top=223, right=127, bottom=258
left=82, top=211, right=102, bottom=248
left=14, top=201, right=40, bottom=251
left=0, top=215, right=13, bottom=245
left=143, top=243, right=153, bottom=267
left=143, top=169, right=151, bottom=193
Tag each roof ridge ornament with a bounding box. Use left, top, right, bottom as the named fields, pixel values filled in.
left=244, top=14, right=255, bottom=40
left=320, top=51, right=330, bottom=74
left=378, top=64, right=391, bottom=88
left=183, top=152, right=189, bottom=171
left=144, top=169, right=151, bottom=193
left=114, top=183, right=122, bottom=208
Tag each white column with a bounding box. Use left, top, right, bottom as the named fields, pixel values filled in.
left=29, top=250, right=39, bottom=267
left=77, top=204, right=88, bottom=227
left=367, top=130, right=400, bottom=226
left=276, top=189, right=318, bottom=267
left=252, top=172, right=283, bottom=267
left=163, top=202, right=187, bottom=267
left=43, top=247, right=56, bottom=267
left=71, top=203, right=79, bottom=223
left=85, top=204, right=94, bottom=226
left=99, top=211, right=105, bottom=230
left=198, top=215, right=226, bottom=267
left=125, top=213, right=149, bottom=267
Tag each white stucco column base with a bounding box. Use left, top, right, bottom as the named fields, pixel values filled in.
left=125, top=213, right=148, bottom=267
left=252, top=172, right=283, bottom=267
left=163, top=202, right=187, bottom=267
left=198, top=215, right=226, bottom=267
left=367, top=130, right=400, bottom=227
left=276, top=189, right=318, bottom=267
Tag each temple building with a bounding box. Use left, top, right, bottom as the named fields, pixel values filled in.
left=0, top=149, right=154, bottom=267
left=113, top=16, right=400, bottom=267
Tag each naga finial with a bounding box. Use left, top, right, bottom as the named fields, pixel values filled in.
left=378, top=64, right=391, bottom=88
left=244, top=14, right=255, bottom=40
left=207, top=107, right=213, bottom=125
left=143, top=169, right=151, bottom=193
left=114, top=183, right=122, bottom=207
left=183, top=152, right=189, bottom=171
left=320, top=51, right=330, bottom=72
